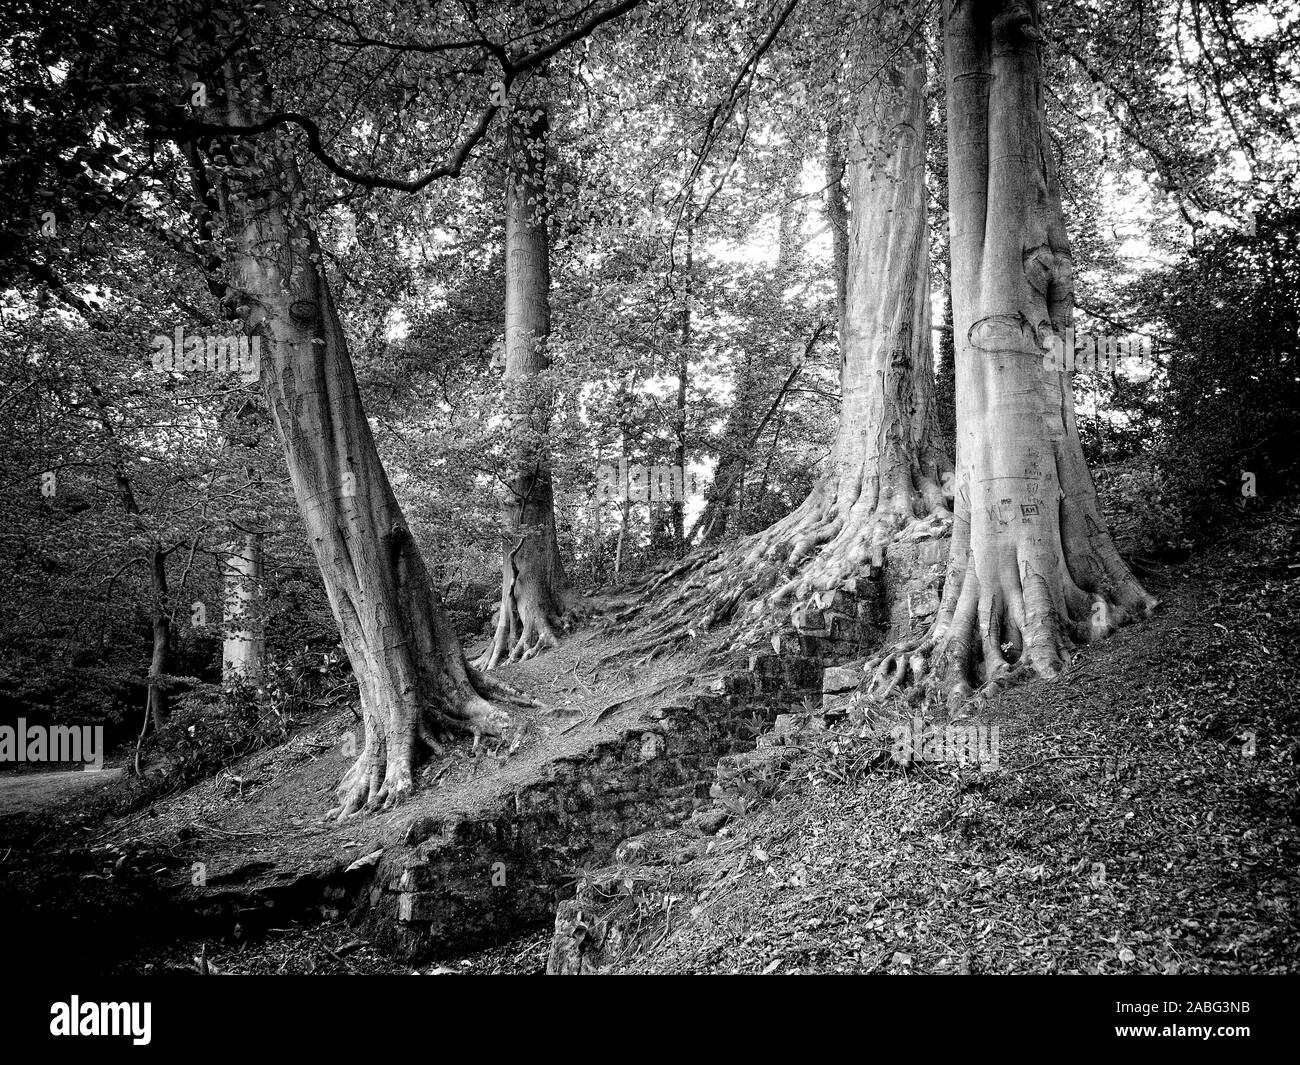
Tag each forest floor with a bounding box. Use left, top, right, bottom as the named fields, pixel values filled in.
left=2, top=499, right=1296, bottom=975
left=590, top=502, right=1300, bottom=975
left=0, top=585, right=736, bottom=973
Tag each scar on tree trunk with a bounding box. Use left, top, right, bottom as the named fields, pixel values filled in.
left=863, top=0, right=1156, bottom=714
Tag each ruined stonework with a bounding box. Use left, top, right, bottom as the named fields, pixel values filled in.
left=785, top=533, right=951, bottom=660
left=364, top=654, right=823, bottom=960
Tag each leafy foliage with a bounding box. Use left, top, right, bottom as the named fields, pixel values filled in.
left=0, top=0, right=1297, bottom=758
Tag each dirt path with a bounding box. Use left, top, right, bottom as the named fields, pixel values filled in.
left=0, top=767, right=124, bottom=818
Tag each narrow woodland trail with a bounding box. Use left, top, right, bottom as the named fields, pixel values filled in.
left=0, top=767, right=123, bottom=818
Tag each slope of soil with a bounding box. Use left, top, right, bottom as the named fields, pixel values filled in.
left=94, top=622, right=713, bottom=879
left=560, top=503, right=1300, bottom=974
left=5, top=500, right=1296, bottom=976
left=0, top=604, right=748, bottom=973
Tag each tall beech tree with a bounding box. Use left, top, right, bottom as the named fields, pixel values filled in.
left=158, top=1, right=641, bottom=811
left=756, top=33, right=951, bottom=604
left=190, top=48, right=532, bottom=815
left=481, top=72, right=574, bottom=669
left=621, top=24, right=951, bottom=646
left=865, top=0, right=1157, bottom=708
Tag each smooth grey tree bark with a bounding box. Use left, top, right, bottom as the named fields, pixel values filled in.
left=866, top=0, right=1156, bottom=708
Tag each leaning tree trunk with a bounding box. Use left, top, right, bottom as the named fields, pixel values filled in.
left=220, top=531, right=263, bottom=681
left=202, top=62, right=524, bottom=816
left=735, top=34, right=952, bottom=605
left=866, top=0, right=1155, bottom=710
left=480, top=85, right=572, bottom=669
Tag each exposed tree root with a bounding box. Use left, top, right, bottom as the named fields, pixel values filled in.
left=606, top=463, right=954, bottom=662
left=476, top=525, right=573, bottom=671
left=477, top=591, right=568, bottom=671
left=756, top=467, right=950, bottom=606
left=862, top=498, right=1159, bottom=717
left=328, top=657, right=536, bottom=819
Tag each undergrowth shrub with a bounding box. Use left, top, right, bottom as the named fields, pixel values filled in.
left=133, top=646, right=355, bottom=798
